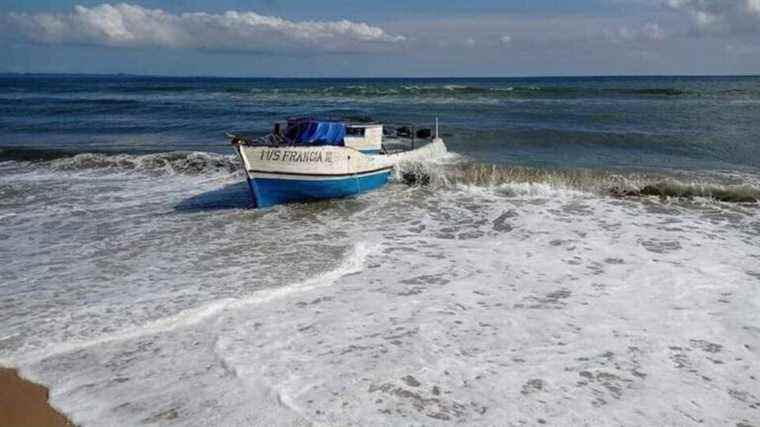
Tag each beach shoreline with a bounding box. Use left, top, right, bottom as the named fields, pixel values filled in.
left=0, top=368, right=73, bottom=427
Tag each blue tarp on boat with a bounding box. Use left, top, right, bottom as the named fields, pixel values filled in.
left=286, top=119, right=346, bottom=146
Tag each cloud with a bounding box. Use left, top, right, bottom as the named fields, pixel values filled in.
left=4, top=3, right=405, bottom=53
left=608, top=22, right=667, bottom=42
left=500, top=35, right=512, bottom=44
left=666, top=0, right=760, bottom=34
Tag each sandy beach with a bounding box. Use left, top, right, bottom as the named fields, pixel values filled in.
left=0, top=368, right=73, bottom=427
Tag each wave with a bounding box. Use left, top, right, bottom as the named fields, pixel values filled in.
left=218, top=85, right=735, bottom=101
left=113, top=85, right=196, bottom=93
left=14, top=241, right=371, bottom=364
left=4, top=147, right=758, bottom=203
left=396, top=161, right=760, bottom=204
left=49, top=152, right=239, bottom=176
left=7, top=85, right=758, bottom=104
left=0, top=97, right=141, bottom=106
left=622, top=88, right=691, bottom=96
left=1, top=147, right=68, bottom=162
left=0, top=148, right=239, bottom=176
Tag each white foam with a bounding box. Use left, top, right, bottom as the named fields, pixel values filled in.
left=2, top=157, right=760, bottom=425
left=15, top=242, right=371, bottom=365
left=47, top=151, right=240, bottom=177
left=196, top=189, right=760, bottom=425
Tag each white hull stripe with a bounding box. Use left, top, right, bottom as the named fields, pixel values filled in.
left=248, top=167, right=393, bottom=181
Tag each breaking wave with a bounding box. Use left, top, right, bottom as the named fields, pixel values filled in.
left=3, top=146, right=759, bottom=203
left=5, top=84, right=756, bottom=111
left=15, top=84, right=735, bottom=99
left=0, top=148, right=239, bottom=176
left=48, top=152, right=240, bottom=176
left=234, top=85, right=702, bottom=98
left=209, top=84, right=760, bottom=100
left=396, top=161, right=760, bottom=204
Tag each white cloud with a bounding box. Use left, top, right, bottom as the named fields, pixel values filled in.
left=606, top=22, right=667, bottom=42
left=666, top=0, right=760, bottom=34
left=5, top=3, right=405, bottom=53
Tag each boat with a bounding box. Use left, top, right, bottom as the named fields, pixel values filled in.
left=228, top=117, right=447, bottom=207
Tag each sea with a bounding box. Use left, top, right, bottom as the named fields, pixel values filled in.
left=1, top=75, right=759, bottom=426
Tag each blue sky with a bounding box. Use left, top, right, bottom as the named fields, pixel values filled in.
left=1, top=0, right=759, bottom=76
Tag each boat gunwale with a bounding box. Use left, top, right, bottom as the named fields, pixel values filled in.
left=247, top=165, right=394, bottom=178
left=232, top=140, right=433, bottom=155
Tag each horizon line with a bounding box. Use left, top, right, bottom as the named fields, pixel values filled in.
left=1, top=72, right=759, bottom=79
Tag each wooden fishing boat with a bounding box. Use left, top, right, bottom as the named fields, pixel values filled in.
left=228, top=117, right=446, bottom=207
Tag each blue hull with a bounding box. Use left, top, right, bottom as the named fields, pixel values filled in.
left=248, top=170, right=391, bottom=208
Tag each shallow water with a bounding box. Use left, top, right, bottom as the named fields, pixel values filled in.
left=1, top=76, right=759, bottom=425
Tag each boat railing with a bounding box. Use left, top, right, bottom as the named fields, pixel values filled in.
left=227, top=119, right=437, bottom=152
left=381, top=122, right=437, bottom=152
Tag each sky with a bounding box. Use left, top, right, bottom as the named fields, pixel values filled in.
left=0, top=0, right=759, bottom=77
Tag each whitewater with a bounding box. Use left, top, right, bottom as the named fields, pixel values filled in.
left=0, top=150, right=758, bottom=426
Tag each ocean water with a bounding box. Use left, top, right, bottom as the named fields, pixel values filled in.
left=1, top=75, right=759, bottom=426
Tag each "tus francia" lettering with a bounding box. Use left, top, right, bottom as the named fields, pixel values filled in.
left=259, top=150, right=335, bottom=163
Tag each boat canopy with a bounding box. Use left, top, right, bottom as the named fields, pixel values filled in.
left=285, top=119, right=346, bottom=146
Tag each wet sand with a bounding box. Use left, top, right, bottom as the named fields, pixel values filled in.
left=0, top=368, right=73, bottom=427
